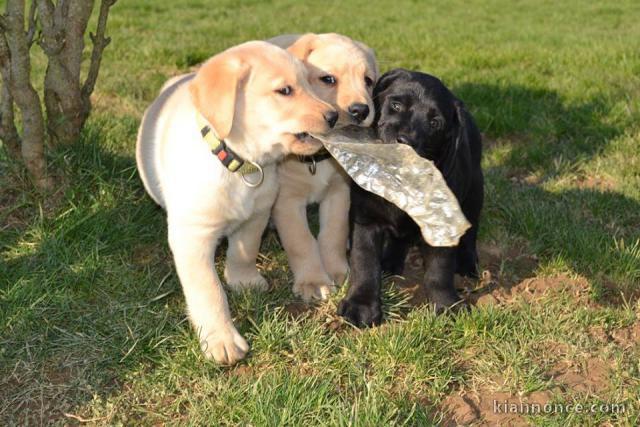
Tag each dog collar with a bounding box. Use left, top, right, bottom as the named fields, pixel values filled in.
left=196, top=113, right=263, bottom=187
left=296, top=149, right=333, bottom=175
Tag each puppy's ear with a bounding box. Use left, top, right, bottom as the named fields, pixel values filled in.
left=453, top=98, right=474, bottom=150
left=373, top=68, right=408, bottom=100
left=287, top=33, right=317, bottom=61
left=189, top=53, right=250, bottom=140
left=441, top=98, right=473, bottom=182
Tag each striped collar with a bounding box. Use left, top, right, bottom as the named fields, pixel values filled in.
left=196, top=113, right=263, bottom=187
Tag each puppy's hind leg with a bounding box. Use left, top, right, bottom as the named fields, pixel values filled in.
left=456, top=187, right=483, bottom=278
left=224, top=210, right=271, bottom=292
left=168, top=221, right=248, bottom=364
left=421, top=244, right=468, bottom=314
left=381, top=236, right=410, bottom=276
left=318, top=177, right=350, bottom=286
left=455, top=226, right=480, bottom=278
left=273, top=190, right=333, bottom=302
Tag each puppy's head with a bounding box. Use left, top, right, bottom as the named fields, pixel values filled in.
left=373, top=69, right=468, bottom=161
left=189, top=41, right=337, bottom=158
left=287, top=33, right=378, bottom=128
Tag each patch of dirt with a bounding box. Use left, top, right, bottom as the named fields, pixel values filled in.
left=589, top=321, right=640, bottom=349
left=441, top=386, right=553, bottom=426
left=390, top=241, right=544, bottom=308
left=378, top=240, right=605, bottom=314
left=547, top=356, right=610, bottom=395
left=611, top=322, right=640, bottom=348
left=474, top=274, right=591, bottom=306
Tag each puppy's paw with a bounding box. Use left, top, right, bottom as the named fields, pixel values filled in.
left=225, top=266, right=269, bottom=292
left=426, top=288, right=469, bottom=314
left=337, top=297, right=382, bottom=327
left=322, top=255, right=349, bottom=286
left=293, top=277, right=335, bottom=302
left=200, top=326, right=249, bottom=365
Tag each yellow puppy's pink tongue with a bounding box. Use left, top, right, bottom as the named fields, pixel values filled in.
left=311, top=128, right=470, bottom=247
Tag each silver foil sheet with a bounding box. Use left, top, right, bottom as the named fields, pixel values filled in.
left=313, top=127, right=470, bottom=247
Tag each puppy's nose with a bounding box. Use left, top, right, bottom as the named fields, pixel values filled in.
left=396, top=135, right=411, bottom=145
left=348, top=103, right=370, bottom=122
left=324, top=110, right=338, bottom=128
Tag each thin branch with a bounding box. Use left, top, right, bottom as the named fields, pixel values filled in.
left=26, top=0, right=37, bottom=46
left=81, top=0, right=116, bottom=104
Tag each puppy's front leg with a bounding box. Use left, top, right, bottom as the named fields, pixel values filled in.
left=318, top=177, right=350, bottom=286
left=337, top=221, right=384, bottom=327
left=168, top=222, right=248, bottom=364
left=224, top=210, right=270, bottom=292
left=273, top=191, right=333, bottom=302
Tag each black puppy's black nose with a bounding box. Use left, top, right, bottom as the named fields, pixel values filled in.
left=324, top=111, right=338, bottom=128
left=348, top=103, right=370, bottom=122
left=396, top=135, right=411, bottom=145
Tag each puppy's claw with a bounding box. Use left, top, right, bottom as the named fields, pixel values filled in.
left=200, top=327, right=249, bottom=365
left=337, top=297, right=382, bottom=327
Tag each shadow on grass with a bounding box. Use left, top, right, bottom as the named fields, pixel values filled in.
left=0, top=125, right=301, bottom=423
left=1, top=82, right=638, bottom=422
left=0, top=130, right=179, bottom=423
left=452, top=83, right=639, bottom=302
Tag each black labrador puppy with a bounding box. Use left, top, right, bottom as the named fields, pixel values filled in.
left=338, top=69, right=484, bottom=327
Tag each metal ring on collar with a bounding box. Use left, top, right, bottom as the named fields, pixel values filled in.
left=308, top=157, right=317, bottom=175
left=241, top=161, right=264, bottom=187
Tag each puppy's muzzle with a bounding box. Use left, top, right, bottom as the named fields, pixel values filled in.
left=348, top=103, right=370, bottom=123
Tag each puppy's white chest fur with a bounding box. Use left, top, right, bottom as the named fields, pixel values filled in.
left=277, top=156, right=346, bottom=203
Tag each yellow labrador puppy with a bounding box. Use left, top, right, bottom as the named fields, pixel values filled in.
left=136, top=41, right=337, bottom=364
left=268, top=33, right=378, bottom=301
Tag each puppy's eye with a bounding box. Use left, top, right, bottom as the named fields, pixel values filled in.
left=390, top=101, right=402, bottom=112
left=430, top=118, right=441, bottom=129
left=364, top=76, right=373, bottom=87
left=276, top=86, right=293, bottom=96
left=319, top=75, right=337, bottom=85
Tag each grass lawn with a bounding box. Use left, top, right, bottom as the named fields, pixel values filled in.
left=1, top=0, right=640, bottom=425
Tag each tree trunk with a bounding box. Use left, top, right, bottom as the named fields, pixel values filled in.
left=38, top=0, right=115, bottom=146
left=38, top=0, right=93, bottom=145
left=2, top=0, right=52, bottom=189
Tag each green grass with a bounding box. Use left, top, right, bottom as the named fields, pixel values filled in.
left=1, top=0, right=640, bottom=425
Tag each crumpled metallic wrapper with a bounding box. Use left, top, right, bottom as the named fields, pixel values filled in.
left=312, top=127, right=470, bottom=247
